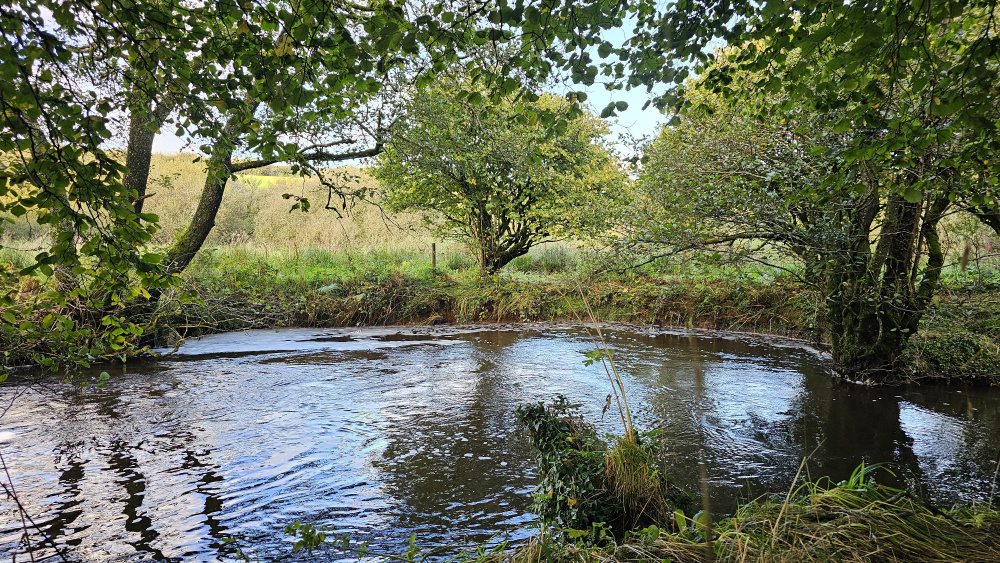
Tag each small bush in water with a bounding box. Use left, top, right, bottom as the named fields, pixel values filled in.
left=516, top=396, right=690, bottom=540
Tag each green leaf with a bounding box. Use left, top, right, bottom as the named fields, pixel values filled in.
left=901, top=186, right=923, bottom=203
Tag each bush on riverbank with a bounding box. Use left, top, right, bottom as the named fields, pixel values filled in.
left=515, top=397, right=692, bottom=540
left=901, top=274, right=1000, bottom=384
left=510, top=399, right=1000, bottom=563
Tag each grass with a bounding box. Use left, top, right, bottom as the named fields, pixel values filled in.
left=506, top=475, right=1000, bottom=563
left=901, top=272, right=1000, bottom=382
left=603, top=437, right=672, bottom=529
left=512, top=396, right=1000, bottom=563
left=2, top=153, right=998, bottom=383
left=155, top=243, right=819, bottom=340
left=151, top=244, right=1000, bottom=384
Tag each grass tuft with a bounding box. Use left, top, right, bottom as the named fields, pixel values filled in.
left=603, top=437, right=671, bottom=529
left=506, top=467, right=1000, bottom=563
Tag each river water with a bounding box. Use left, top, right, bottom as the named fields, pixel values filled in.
left=1, top=325, right=998, bottom=561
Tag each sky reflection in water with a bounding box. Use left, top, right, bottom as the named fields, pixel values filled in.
left=1, top=325, right=998, bottom=562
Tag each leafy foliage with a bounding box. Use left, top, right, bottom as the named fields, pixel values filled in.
left=0, top=0, right=630, bottom=372
left=621, top=1, right=1000, bottom=379
left=516, top=397, right=690, bottom=539
left=373, top=84, right=623, bottom=274
left=512, top=464, right=1000, bottom=563
left=516, top=397, right=620, bottom=533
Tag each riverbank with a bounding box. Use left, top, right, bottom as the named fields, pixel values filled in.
left=490, top=398, right=1000, bottom=563
left=501, top=480, right=1000, bottom=563
left=4, top=244, right=999, bottom=384
left=167, top=247, right=818, bottom=337
left=155, top=246, right=1000, bottom=384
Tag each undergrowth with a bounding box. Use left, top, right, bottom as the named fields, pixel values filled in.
left=505, top=463, right=1000, bottom=563
left=515, top=397, right=692, bottom=541
left=159, top=245, right=819, bottom=340
left=902, top=278, right=1000, bottom=383
left=4, top=243, right=999, bottom=385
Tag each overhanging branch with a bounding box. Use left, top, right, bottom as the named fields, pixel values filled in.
left=228, top=141, right=383, bottom=173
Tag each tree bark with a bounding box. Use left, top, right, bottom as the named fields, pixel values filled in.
left=123, top=100, right=173, bottom=214
left=163, top=149, right=234, bottom=274
left=157, top=104, right=383, bottom=275
left=828, top=191, right=951, bottom=381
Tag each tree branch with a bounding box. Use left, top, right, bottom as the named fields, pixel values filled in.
left=229, top=142, right=382, bottom=173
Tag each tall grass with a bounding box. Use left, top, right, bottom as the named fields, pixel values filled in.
left=511, top=463, right=1000, bottom=563
left=143, top=153, right=439, bottom=252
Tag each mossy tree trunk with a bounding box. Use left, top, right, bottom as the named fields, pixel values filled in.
left=159, top=100, right=258, bottom=275
left=469, top=197, right=535, bottom=275
left=163, top=150, right=234, bottom=274
left=825, top=178, right=950, bottom=380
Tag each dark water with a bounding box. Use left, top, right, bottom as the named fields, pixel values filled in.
left=1, top=325, right=998, bottom=561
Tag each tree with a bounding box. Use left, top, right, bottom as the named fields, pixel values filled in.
left=607, top=2, right=1000, bottom=381
left=631, top=50, right=999, bottom=379
left=627, top=81, right=838, bottom=282
left=0, top=0, right=630, bottom=371
left=372, top=85, right=622, bottom=274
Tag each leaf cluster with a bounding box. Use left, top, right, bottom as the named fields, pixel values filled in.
left=372, top=81, right=622, bottom=271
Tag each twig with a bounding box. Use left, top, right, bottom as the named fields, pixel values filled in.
left=1, top=451, right=72, bottom=562
left=989, top=450, right=999, bottom=507
left=573, top=280, right=634, bottom=439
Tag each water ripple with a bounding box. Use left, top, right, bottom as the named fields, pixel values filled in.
left=1, top=326, right=997, bottom=561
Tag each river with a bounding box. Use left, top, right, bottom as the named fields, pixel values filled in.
left=1, top=325, right=998, bottom=561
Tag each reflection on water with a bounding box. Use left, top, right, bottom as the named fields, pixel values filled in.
left=1, top=325, right=998, bottom=561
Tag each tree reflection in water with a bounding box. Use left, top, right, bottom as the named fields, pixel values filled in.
left=1, top=326, right=997, bottom=561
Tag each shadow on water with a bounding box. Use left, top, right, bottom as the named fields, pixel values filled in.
left=1, top=325, right=998, bottom=561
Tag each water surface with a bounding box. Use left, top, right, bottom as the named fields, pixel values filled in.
left=1, top=325, right=998, bottom=561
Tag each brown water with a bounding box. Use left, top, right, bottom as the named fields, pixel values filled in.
left=1, top=325, right=998, bottom=562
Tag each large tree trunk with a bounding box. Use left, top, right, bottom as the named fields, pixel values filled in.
left=163, top=150, right=233, bottom=274
left=159, top=97, right=262, bottom=274
left=123, top=100, right=172, bottom=214
left=471, top=212, right=534, bottom=274
left=468, top=192, right=538, bottom=275
left=827, top=191, right=949, bottom=380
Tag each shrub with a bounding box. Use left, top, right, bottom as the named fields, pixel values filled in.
left=516, top=397, right=691, bottom=540
left=444, top=251, right=474, bottom=271
left=536, top=245, right=574, bottom=274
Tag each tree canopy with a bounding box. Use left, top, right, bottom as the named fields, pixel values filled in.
left=621, top=5, right=1000, bottom=379
left=373, top=84, right=622, bottom=273
left=0, top=0, right=629, bottom=370
left=4, top=0, right=1000, bottom=380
